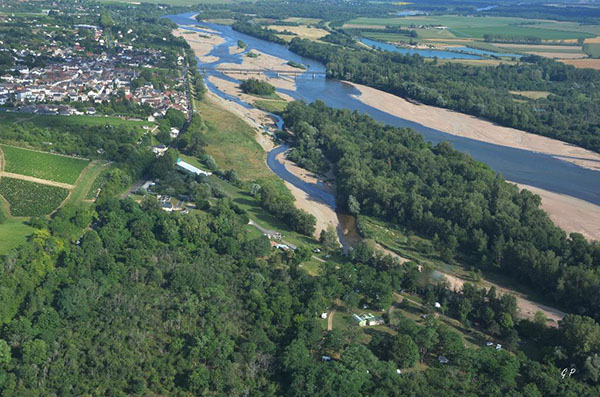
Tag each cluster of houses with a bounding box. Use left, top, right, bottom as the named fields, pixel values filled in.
left=0, top=22, right=188, bottom=117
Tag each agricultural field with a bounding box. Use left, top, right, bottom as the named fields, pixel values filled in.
left=345, top=15, right=598, bottom=41
left=1, top=145, right=89, bottom=184
left=0, top=178, right=69, bottom=217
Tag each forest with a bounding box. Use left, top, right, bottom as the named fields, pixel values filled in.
left=1, top=157, right=600, bottom=394
left=282, top=100, right=600, bottom=323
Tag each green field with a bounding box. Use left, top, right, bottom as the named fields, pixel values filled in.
left=346, top=15, right=597, bottom=41
left=362, top=31, right=415, bottom=42
left=1, top=145, right=89, bottom=184
left=254, top=99, right=288, bottom=113
left=0, top=178, right=69, bottom=216
left=584, top=43, right=600, bottom=58
left=449, top=26, right=594, bottom=40
left=0, top=216, right=34, bottom=255
left=198, top=98, right=273, bottom=180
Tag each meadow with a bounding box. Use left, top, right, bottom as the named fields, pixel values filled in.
left=197, top=98, right=273, bottom=180
left=1, top=145, right=89, bottom=185
left=0, top=178, right=69, bottom=217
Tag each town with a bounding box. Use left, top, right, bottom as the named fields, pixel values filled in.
left=0, top=23, right=188, bottom=118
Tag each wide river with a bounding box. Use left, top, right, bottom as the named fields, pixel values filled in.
left=166, top=13, right=600, bottom=207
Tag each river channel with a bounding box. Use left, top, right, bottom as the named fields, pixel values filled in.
left=166, top=12, right=600, bottom=208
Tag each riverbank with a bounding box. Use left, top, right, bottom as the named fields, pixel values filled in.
left=512, top=182, right=600, bottom=241
left=349, top=82, right=600, bottom=172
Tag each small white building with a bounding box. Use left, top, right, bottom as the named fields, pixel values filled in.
left=176, top=159, right=212, bottom=176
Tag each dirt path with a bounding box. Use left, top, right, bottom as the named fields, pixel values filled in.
left=327, top=304, right=339, bottom=331
left=0, top=145, right=5, bottom=182
left=0, top=172, right=74, bottom=189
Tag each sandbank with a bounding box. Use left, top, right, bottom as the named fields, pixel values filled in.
left=349, top=82, right=600, bottom=172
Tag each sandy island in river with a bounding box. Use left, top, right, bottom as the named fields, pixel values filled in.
left=349, top=82, right=600, bottom=172
left=173, top=28, right=224, bottom=63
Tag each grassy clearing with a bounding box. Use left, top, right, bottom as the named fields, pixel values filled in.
left=0, top=177, right=69, bottom=216
left=1, top=145, right=89, bottom=184
left=509, top=91, right=551, bottom=100
left=197, top=98, right=272, bottom=180
left=61, top=161, right=110, bottom=207
left=253, top=99, right=288, bottom=113
left=0, top=216, right=34, bottom=255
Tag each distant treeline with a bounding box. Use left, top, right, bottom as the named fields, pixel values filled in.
left=231, top=21, right=288, bottom=45
left=483, top=34, right=542, bottom=45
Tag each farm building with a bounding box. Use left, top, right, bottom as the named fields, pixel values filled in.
left=176, top=159, right=212, bottom=176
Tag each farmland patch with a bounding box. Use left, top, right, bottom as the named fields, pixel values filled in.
left=0, top=177, right=69, bottom=217
left=1, top=145, right=89, bottom=184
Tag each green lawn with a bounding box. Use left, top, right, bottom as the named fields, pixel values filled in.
left=0, top=177, right=69, bottom=216
left=1, top=145, right=89, bottom=184
left=253, top=99, right=288, bottom=113
left=0, top=217, right=34, bottom=255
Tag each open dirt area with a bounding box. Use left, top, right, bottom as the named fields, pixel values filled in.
left=512, top=182, right=600, bottom=241
left=560, top=58, right=600, bottom=70
left=268, top=25, right=329, bottom=41
left=173, top=28, right=224, bottom=62
left=274, top=151, right=340, bottom=239
left=228, top=45, right=245, bottom=55
left=435, top=271, right=565, bottom=326
left=350, top=82, right=600, bottom=172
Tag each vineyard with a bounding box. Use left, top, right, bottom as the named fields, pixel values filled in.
left=0, top=178, right=69, bottom=216
left=1, top=145, right=89, bottom=184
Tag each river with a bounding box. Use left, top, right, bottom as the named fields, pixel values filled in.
left=166, top=12, right=600, bottom=208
